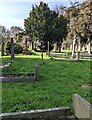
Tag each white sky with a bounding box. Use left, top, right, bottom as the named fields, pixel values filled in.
left=0, top=0, right=84, bottom=30
left=0, top=0, right=85, bottom=2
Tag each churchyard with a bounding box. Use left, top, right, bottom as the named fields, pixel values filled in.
left=0, top=0, right=92, bottom=119
left=0, top=52, right=91, bottom=114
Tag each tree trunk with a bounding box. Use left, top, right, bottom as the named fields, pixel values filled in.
left=11, top=38, right=14, bottom=60
left=34, top=41, right=37, bottom=50
left=25, top=38, right=28, bottom=48
left=32, top=42, right=34, bottom=50
left=58, top=45, right=61, bottom=52
left=1, top=41, right=4, bottom=56
left=41, top=52, right=44, bottom=64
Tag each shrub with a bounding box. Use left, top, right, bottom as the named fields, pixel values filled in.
left=38, top=41, right=54, bottom=52
left=14, top=44, right=23, bottom=54
left=5, top=42, right=23, bottom=55
left=4, top=41, right=11, bottom=55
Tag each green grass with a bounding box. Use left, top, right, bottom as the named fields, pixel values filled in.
left=1, top=53, right=91, bottom=113
left=0, top=56, right=11, bottom=73
left=0, top=57, right=11, bottom=65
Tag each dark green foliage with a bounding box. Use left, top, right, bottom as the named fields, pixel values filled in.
left=24, top=2, right=68, bottom=51
left=53, top=15, right=68, bottom=44
left=24, top=2, right=56, bottom=50
left=4, top=41, right=11, bottom=55
left=0, top=26, right=7, bottom=56
left=38, top=41, right=54, bottom=51
left=14, top=43, right=23, bottom=54
left=5, top=42, right=23, bottom=55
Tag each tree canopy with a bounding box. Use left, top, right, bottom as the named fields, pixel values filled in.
left=24, top=1, right=68, bottom=51
left=66, top=0, right=92, bottom=44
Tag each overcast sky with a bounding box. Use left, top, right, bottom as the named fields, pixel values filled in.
left=0, top=0, right=84, bottom=30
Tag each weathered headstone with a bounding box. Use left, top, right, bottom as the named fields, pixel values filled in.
left=73, top=94, right=92, bottom=120
left=10, top=38, right=14, bottom=60
left=34, top=63, right=39, bottom=81
left=48, top=41, right=50, bottom=54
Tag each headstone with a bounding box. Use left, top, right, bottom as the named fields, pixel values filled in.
left=48, top=41, right=50, bottom=54
left=34, top=63, right=39, bottom=81
left=73, top=94, right=92, bottom=119
left=10, top=38, right=14, bottom=60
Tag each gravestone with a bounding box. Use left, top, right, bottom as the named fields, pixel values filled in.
left=73, top=94, right=92, bottom=119
left=48, top=41, right=50, bottom=54
left=34, top=63, right=39, bottom=81
left=10, top=38, right=14, bottom=60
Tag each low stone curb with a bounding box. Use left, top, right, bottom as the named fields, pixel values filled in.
left=0, top=63, right=39, bottom=82
left=51, top=57, right=80, bottom=62
left=0, top=77, right=34, bottom=82
left=0, top=107, right=71, bottom=119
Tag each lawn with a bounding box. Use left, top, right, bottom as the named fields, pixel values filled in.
left=0, top=56, right=11, bottom=66
left=1, top=53, right=91, bottom=113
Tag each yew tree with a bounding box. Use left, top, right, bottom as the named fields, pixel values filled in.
left=24, top=1, right=68, bottom=51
